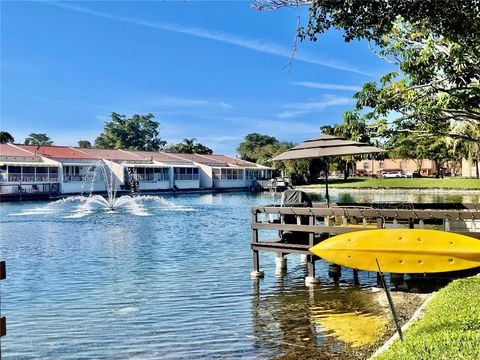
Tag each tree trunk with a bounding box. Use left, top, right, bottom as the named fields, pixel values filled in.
left=416, top=159, right=423, bottom=175
left=343, top=161, right=349, bottom=180
left=435, top=159, right=441, bottom=179
left=475, top=159, right=479, bottom=179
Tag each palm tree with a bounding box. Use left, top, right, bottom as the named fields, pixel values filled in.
left=181, top=138, right=197, bottom=153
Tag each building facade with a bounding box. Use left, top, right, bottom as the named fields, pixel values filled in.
left=0, top=144, right=273, bottom=199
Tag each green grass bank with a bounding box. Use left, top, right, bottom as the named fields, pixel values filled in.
left=376, top=274, right=480, bottom=360
left=302, top=178, right=480, bottom=189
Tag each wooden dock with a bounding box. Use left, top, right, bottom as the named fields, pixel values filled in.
left=251, top=202, right=480, bottom=284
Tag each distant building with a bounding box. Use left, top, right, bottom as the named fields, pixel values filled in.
left=355, top=158, right=436, bottom=176
left=0, top=144, right=273, bottom=200
left=170, top=153, right=272, bottom=189
left=0, top=143, right=60, bottom=197
left=18, top=144, right=103, bottom=194
left=355, top=158, right=468, bottom=177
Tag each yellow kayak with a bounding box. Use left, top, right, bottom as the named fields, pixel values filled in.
left=310, top=229, right=480, bottom=273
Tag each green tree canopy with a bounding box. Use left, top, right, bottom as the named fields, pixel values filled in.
left=24, top=133, right=53, bottom=146
left=165, top=138, right=213, bottom=154
left=236, top=133, right=280, bottom=163
left=95, top=113, right=166, bottom=151
left=77, top=140, right=92, bottom=148
left=236, top=133, right=316, bottom=183
left=0, top=131, right=14, bottom=144
left=255, top=0, right=479, bottom=44
left=256, top=0, right=479, bottom=177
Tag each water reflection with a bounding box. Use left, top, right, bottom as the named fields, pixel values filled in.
left=251, top=261, right=389, bottom=357
left=311, top=308, right=387, bottom=348
left=307, top=189, right=480, bottom=204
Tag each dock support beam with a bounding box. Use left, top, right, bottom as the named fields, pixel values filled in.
left=275, top=253, right=287, bottom=275
left=251, top=211, right=264, bottom=279
left=353, top=269, right=359, bottom=285
left=305, top=215, right=320, bottom=285
left=391, top=273, right=405, bottom=290
left=305, top=255, right=320, bottom=285
left=300, top=254, right=308, bottom=264
left=328, top=264, right=341, bottom=283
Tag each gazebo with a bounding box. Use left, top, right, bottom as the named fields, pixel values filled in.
left=272, top=133, right=385, bottom=206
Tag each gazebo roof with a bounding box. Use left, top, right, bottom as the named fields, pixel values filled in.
left=273, top=134, right=385, bottom=161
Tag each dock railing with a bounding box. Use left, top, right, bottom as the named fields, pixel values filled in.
left=251, top=203, right=480, bottom=280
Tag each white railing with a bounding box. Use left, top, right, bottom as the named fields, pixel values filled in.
left=0, top=183, right=57, bottom=194
left=1, top=173, right=59, bottom=182
left=63, top=174, right=103, bottom=183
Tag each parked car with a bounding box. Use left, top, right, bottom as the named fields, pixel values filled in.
left=383, top=171, right=404, bottom=178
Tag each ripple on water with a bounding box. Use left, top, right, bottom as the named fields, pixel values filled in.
left=1, top=191, right=453, bottom=359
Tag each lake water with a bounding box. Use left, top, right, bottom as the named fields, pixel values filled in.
left=1, top=190, right=478, bottom=359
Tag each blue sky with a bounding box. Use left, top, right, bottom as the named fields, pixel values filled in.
left=1, top=1, right=394, bottom=155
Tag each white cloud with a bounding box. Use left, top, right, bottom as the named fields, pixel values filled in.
left=222, top=116, right=320, bottom=138
left=279, top=95, right=354, bottom=118
left=292, top=81, right=362, bottom=91
left=148, top=95, right=232, bottom=109
left=45, top=1, right=372, bottom=77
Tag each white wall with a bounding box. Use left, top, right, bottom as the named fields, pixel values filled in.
left=213, top=179, right=246, bottom=188
left=139, top=181, right=170, bottom=191
left=61, top=181, right=106, bottom=194
left=174, top=180, right=200, bottom=189
left=196, top=164, right=213, bottom=188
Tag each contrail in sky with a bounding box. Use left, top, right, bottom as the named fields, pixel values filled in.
left=44, top=1, right=373, bottom=77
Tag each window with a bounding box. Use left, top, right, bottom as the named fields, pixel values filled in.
left=154, top=168, right=169, bottom=181
left=63, top=166, right=82, bottom=182
left=174, top=167, right=199, bottom=180
left=0, top=165, right=6, bottom=182
left=8, top=166, right=21, bottom=173
left=363, top=162, right=369, bottom=169
left=216, top=168, right=243, bottom=180
left=21, top=167, right=34, bottom=182
left=144, top=167, right=154, bottom=181
left=379, top=161, right=385, bottom=169
left=36, top=167, right=48, bottom=182
left=212, top=168, right=221, bottom=180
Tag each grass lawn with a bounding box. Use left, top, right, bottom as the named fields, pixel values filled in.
left=376, top=274, right=480, bottom=360
left=301, top=177, right=480, bottom=189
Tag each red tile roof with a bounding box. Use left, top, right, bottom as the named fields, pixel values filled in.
left=75, top=148, right=143, bottom=161
left=0, top=144, right=39, bottom=159
left=17, top=145, right=97, bottom=159
left=169, top=153, right=228, bottom=166
left=204, top=154, right=258, bottom=167
left=129, top=151, right=194, bottom=164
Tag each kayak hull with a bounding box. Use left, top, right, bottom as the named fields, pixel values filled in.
left=309, top=229, right=480, bottom=273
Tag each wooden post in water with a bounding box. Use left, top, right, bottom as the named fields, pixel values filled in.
left=353, top=269, right=360, bottom=286
left=275, top=252, right=287, bottom=275
left=305, top=214, right=320, bottom=285
left=1, top=260, right=6, bottom=342
left=328, top=264, right=342, bottom=283
left=251, top=210, right=264, bottom=278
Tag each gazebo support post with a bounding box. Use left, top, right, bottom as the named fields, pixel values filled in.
left=325, top=159, right=330, bottom=207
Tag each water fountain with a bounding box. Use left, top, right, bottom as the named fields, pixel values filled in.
left=75, top=160, right=133, bottom=211
left=64, top=160, right=189, bottom=216
left=10, top=160, right=193, bottom=218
